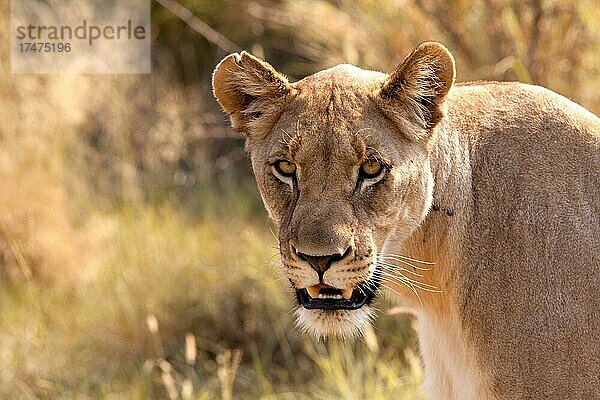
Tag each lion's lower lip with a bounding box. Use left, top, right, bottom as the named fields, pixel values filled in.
left=295, top=280, right=379, bottom=310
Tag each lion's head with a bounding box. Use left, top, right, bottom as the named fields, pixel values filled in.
left=212, top=42, right=455, bottom=338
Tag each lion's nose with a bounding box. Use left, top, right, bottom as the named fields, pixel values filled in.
left=292, top=245, right=352, bottom=278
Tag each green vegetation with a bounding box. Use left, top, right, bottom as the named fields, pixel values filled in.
left=1, top=0, right=599, bottom=398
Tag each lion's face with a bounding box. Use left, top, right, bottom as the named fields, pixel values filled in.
left=213, top=42, right=455, bottom=337
left=248, top=75, right=437, bottom=337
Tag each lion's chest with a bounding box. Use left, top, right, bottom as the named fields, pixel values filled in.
left=417, top=312, right=493, bottom=400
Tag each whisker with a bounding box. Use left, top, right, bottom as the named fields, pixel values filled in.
left=268, top=227, right=278, bottom=241
left=379, top=256, right=432, bottom=272
left=378, top=279, right=442, bottom=293
left=376, top=260, right=424, bottom=277
left=381, top=254, right=436, bottom=265
left=362, top=280, right=378, bottom=295
left=377, top=276, right=441, bottom=294
left=375, top=266, right=441, bottom=292
left=281, top=128, right=294, bottom=142
left=370, top=270, right=420, bottom=294
left=376, top=263, right=424, bottom=281
left=378, top=278, right=421, bottom=303
left=365, top=145, right=385, bottom=163
left=357, top=284, right=370, bottom=297
left=379, top=282, right=416, bottom=299
left=376, top=274, right=429, bottom=301
left=377, top=275, right=442, bottom=294
left=375, top=269, right=435, bottom=289
left=355, top=127, right=373, bottom=137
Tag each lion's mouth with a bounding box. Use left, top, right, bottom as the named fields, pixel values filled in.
left=295, top=280, right=379, bottom=310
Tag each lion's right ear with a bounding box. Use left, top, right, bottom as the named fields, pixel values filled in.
left=375, top=42, right=455, bottom=140
left=212, top=51, right=291, bottom=135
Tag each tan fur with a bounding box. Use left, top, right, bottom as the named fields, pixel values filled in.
left=212, top=42, right=600, bottom=400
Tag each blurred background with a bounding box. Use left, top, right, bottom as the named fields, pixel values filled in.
left=1, top=0, right=599, bottom=398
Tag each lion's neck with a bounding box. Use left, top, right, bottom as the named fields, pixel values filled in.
left=397, top=118, right=491, bottom=400
left=428, top=115, right=474, bottom=229
left=398, top=115, right=474, bottom=312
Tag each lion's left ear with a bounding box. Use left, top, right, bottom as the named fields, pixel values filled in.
left=212, top=51, right=292, bottom=136
left=375, top=42, right=455, bottom=140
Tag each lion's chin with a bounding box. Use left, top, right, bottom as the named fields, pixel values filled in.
left=294, top=306, right=375, bottom=339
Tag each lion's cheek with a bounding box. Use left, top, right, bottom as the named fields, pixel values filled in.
left=366, top=167, right=433, bottom=247
left=253, top=173, right=294, bottom=225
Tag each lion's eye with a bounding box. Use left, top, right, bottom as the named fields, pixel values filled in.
left=273, top=160, right=296, bottom=177
left=359, top=160, right=383, bottom=179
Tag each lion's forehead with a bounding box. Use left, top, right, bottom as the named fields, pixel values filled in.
left=296, top=64, right=387, bottom=88
left=271, top=76, right=384, bottom=157
left=288, top=65, right=385, bottom=120
left=262, top=66, right=397, bottom=187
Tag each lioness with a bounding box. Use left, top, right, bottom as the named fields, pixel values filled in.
left=212, top=42, right=599, bottom=399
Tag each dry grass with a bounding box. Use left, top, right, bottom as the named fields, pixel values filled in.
left=0, top=205, right=421, bottom=399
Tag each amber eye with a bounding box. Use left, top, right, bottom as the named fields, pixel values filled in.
left=359, top=160, right=384, bottom=179
left=274, top=160, right=297, bottom=177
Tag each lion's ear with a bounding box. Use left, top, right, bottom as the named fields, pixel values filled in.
left=212, top=51, right=291, bottom=135
left=375, top=42, right=455, bottom=140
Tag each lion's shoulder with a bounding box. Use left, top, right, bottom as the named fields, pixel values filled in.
left=446, top=81, right=600, bottom=142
